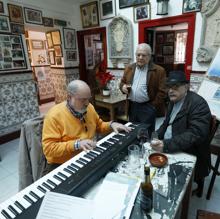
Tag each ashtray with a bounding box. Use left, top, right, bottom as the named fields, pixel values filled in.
left=148, top=153, right=168, bottom=168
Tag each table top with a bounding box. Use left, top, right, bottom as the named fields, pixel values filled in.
left=95, top=94, right=126, bottom=104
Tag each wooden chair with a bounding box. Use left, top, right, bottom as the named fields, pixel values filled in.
left=197, top=209, right=220, bottom=219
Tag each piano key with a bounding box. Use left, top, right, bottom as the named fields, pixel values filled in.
left=79, top=158, right=89, bottom=163
left=37, top=185, right=47, bottom=193
left=76, top=160, right=86, bottom=166
left=12, top=196, right=31, bottom=209
left=1, top=209, right=13, bottom=219
left=47, top=179, right=58, bottom=187
left=94, top=147, right=104, bottom=153
left=8, top=205, right=19, bottom=216
left=57, top=172, right=68, bottom=179
left=70, top=163, right=80, bottom=170
left=29, top=191, right=40, bottom=200
left=84, top=154, right=94, bottom=160
left=42, top=182, right=53, bottom=191
left=82, top=155, right=92, bottom=162
left=23, top=195, right=35, bottom=204
left=107, top=138, right=118, bottom=143
left=14, top=201, right=25, bottom=211
left=63, top=168, right=74, bottom=175
left=7, top=203, right=22, bottom=215
left=67, top=165, right=77, bottom=172
left=89, top=151, right=98, bottom=157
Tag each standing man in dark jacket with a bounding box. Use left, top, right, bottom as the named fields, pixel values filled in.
left=151, top=70, right=211, bottom=197
left=119, top=43, right=167, bottom=135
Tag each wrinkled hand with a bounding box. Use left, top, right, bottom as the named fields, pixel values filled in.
left=111, top=122, right=131, bottom=134
left=122, top=84, right=131, bottom=94
left=79, top=139, right=96, bottom=151
left=150, top=139, right=164, bottom=153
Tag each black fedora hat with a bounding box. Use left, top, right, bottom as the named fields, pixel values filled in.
left=166, top=71, right=189, bottom=85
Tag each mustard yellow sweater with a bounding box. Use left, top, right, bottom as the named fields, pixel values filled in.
left=42, top=102, right=111, bottom=164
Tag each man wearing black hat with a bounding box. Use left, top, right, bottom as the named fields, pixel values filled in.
left=151, top=70, right=211, bottom=197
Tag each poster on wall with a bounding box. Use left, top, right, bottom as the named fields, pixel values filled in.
left=0, top=34, right=27, bottom=71
left=207, top=48, right=220, bottom=78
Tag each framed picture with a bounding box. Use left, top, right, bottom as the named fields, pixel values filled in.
left=24, top=7, right=43, bottom=25
left=182, top=0, right=202, bottom=13
left=63, top=28, right=76, bottom=49
left=0, top=1, right=4, bottom=13
left=51, top=30, right=61, bottom=45
left=80, top=1, right=99, bottom=28
left=55, top=56, right=62, bottom=65
left=31, top=40, right=44, bottom=49
left=165, top=32, right=175, bottom=43
left=8, top=4, right=24, bottom=24
left=134, top=3, right=150, bottom=23
left=0, top=15, right=10, bottom=33
left=156, top=33, right=164, bottom=44
left=43, top=17, right=54, bottom=27
left=49, top=51, right=55, bottom=65
left=46, top=32, right=53, bottom=48
left=54, top=19, right=67, bottom=27
left=54, top=45, right=62, bottom=57
left=119, top=0, right=147, bottom=9
left=163, top=45, right=174, bottom=55
left=100, top=0, right=115, bottom=20
left=10, top=23, right=25, bottom=34
left=66, top=50, right=77, bottom=61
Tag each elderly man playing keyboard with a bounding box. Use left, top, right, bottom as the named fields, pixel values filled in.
left=42, top=80, right=130, bottom=174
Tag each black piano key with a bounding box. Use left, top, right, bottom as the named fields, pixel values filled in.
left=76, top=160, right=86, bottom=165
left=112, top=134, right=123, bottom=139
left=8, top=205, right=19, bottom=216
left=57, top=172, right=68, bottom=179
left=47, top=179, right=57, bottom=187
left=100, top=142, right=112, bottom=148
left=70, top=163, right=80, bottom=170
left=107, top=138, right=118, bottom=143
left=37, top=185, right=47, bottom=193
left=23, top=195, right=34, bottom=204
left=29, top=191, right=40, bottom=200
left=67, top=165, right=77, bottom=172
left=53, top=174, right=64, bottom=182
left=89, top=151, right=98, bottom=157
left=94, top=147, right=104, bottom=153
left=42, top=182, right=53, bottom=190
left=86, top=152, right=96, bottom=159
left=63, top=167, right=74, bottom=175
left=1, top=210, right=12, bottom=219
left=84, top=154, right=94, bottom=160
left=14, top=201, right=25, bottom=211
left=79, top=157, right=89, bottom=163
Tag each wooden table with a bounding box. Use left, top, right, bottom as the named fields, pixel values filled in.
left=95, top=94, right=127, bottom=121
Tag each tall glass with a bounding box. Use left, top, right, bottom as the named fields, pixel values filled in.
left=128, top=144, right=141, bottom=174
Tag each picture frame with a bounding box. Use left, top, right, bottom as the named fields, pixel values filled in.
left=54, top=45, right=63, bottom=57
left=156, top=33, right=164, bottom=44
left=182, top=0, right=202, bottom=13
left=0, top=15, right=11, bottom=33
left=31, top=40, right=44, bottom=49
left=162, top=45, right=174, bottom=55
left=43, top=17, right=54, bottom=27
left=54, top=19, right=67, bottom=27
left=63, top=28, right=76, bottom=49
left=24, top=7, right=43, bottom=25
left=119, top=0, right=147, bottom=9
left=100, top=0, right=116, bottom=20
left=55, top=56, right=62, bottom=65
left=165, top=32, right=175, bottom=43
left=51, top=30, right=61, bottom=45
left=10, top=23, right=25, bottom=34
left=8, top=4, right=24, bottom=24
left=0, top=1, right=4, bottom=13
left=66, top=50, right=77, bottom=61
left=46, top=32, right=53, bottom=48
left=49, top=51, right=55, bottom=65
left=80, top=1, right=99, bottom=28
left=133, top=3, right=150, bottom=23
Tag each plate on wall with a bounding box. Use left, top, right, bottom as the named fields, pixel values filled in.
left=149, top=153, right=168, bottom=168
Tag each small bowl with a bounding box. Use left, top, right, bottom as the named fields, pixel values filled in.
left=148, top=153, right=168, bottom=168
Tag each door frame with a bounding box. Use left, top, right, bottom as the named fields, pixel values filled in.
left=138, top=13, right=196, bottom=80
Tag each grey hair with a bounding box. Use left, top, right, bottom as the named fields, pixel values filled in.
left=136, top=43, right=152, bottom=55
left=67, top=80, right=89, bottom=95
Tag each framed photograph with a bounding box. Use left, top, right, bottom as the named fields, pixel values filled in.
left=0, top=15, right=11, bottom=33
left=8, top=4, right=24, bottom=24
left=163, top=45, right=174, bottom=55
left=80, top=1, right=99, bottom=28
left=165, top=32, right=175, bottom=43
left=134, top=3, right=150, bottom=22
left=63, top=28, right=76, bottom=49
left=66, top=50, right=77, bottom=61
left=156, top=33, right=164, bottom=44
left=100, top=0, right=116, bottom=20
left=49, top=51, right=55, bottom=65
left=0, top=1, right=4, bottom=13
left=51, top=30, right=61, bottom=45
left=54, top=45, right=62, bottom=57
left=43, top=17, right=54, bottom=27
left=10, top=23, right=25, bottom=34
left=24, top=7, right=43, bottom=25
left=46, top=32, right=53, bottom=48
left=55, top=56, right=62, bottom=65
left=183, top=0, right=202, bottom=13
left=31, top=40, right=44, bottom=49
left=54, top=19, right=67, bottom=27
left=119, top=0, right=147, bottom=9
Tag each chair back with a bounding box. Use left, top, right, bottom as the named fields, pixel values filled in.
left=209, top=115, right=219, bottom=145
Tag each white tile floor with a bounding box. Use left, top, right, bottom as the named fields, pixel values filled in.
left=0, top=103, right=220, bottom=218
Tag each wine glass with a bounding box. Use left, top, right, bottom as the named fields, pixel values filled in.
left=137, top=128, right=150, bottom=159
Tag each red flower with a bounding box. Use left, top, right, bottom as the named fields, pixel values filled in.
left=96, top=70, right=115, bottom=89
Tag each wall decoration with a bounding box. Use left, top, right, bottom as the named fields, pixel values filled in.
left=55, top=56, right=62, bottom=65
left=10, top=23, right=25, bottom=34
left=63, top=28, right=76, bottom=49
left=182, top=0, right=202, bottom=13
left=0, top=15, right=10, bottom=33
left=46, top=32, right=53, bottom=48
left=8, top=4, right=24, bottom=24
left=49, top=51, right=55, bottom=65
left=66, top=50, right=77, bottom=61
left=162, top=45, right=174, bottom=55
left=43, top=17, right=54, bottom=27
left=133, top=3, right=150, bottom=23
left=165, top=32, right=175, bottom=43
left=31, top=40, right=44, bottom=49
left=119, top=0, right=147, bottom=9
left=32, top=50, right=48, bottom=65
left=100, top=0, right=116, bottom=20
left=80, top=1, right=99, bottom=28
left=0, top=34, right=27, bottom=71
left=24, top=7, right=43, bottom=25
left=54, top=45, right=62, bottom=57
left=51, top=30, right=61, bottom=45
left=54, top=19, right=67, bottom=27
left=0, top=1, right=4, bottom=13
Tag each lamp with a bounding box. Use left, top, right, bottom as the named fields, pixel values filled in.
left=157, top=0, right=169, bottom=15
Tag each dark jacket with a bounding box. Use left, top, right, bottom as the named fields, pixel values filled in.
left=119, top=62, right=167, bottom=117
left=157, top=91, right=212, bottom=180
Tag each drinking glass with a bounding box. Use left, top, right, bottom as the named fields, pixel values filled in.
left=128, top=144, right=140, bottom=174
left=137, top=128, right=150, bottom=158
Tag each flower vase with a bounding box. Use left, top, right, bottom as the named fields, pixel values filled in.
left=102, top=89, right=110, bottom=96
